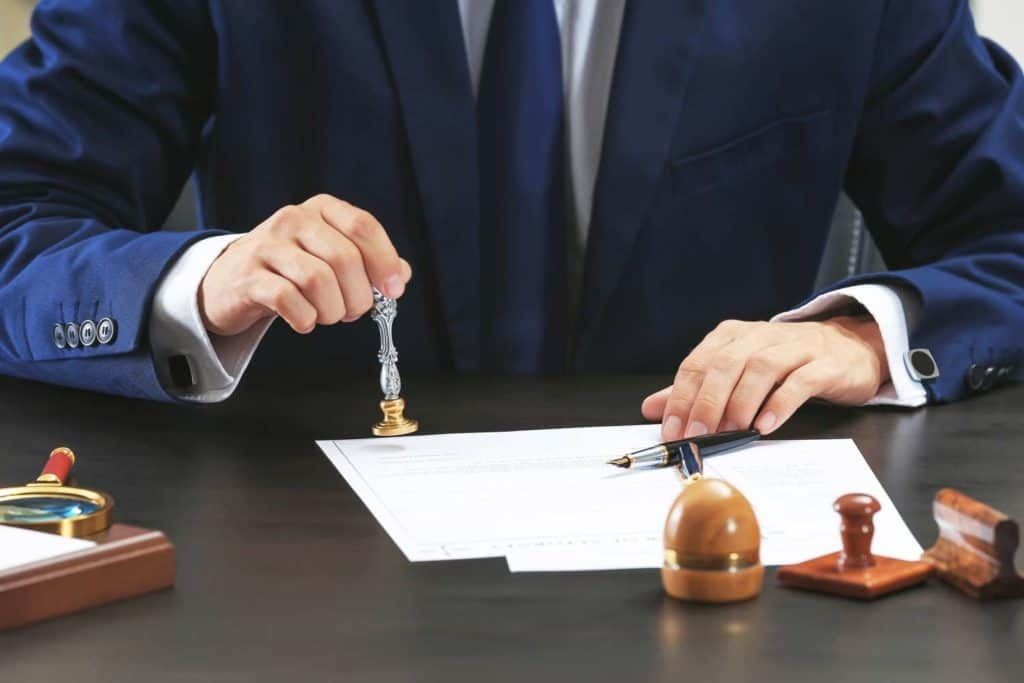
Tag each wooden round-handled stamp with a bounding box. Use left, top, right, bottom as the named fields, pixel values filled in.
left=662, top=478, right=764, bottom=603
left=778, top=493, right=932, bottom=599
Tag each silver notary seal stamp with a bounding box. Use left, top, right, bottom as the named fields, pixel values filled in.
left=370, top=288, right=418, bottom=436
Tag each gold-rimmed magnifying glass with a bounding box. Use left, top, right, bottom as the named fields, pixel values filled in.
left=0, top=447, right=114, bottom=538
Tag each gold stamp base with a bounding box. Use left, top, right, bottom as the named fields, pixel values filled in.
left=372, top=398, right=419, bottom=437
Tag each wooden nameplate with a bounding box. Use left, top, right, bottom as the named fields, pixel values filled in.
left=0, top=524, right=174, bottom=630
left=922, top=488, right=1024, bottom=600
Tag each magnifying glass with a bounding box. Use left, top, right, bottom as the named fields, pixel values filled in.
left=0, top=447, right=114, bottom=538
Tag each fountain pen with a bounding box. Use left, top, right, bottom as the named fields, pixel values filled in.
left=607, top=430, right=760, bottom=477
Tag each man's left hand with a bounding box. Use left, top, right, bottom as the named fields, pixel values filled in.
left=641, top=317, right=889, bottom=439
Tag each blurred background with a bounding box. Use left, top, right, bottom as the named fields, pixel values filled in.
left=1, top=0, right=1023, bottom=284
left=5, top=1, right=1023, bottom=65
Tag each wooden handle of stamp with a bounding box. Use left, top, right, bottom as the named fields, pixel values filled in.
left=36, top=447, right=76, bottom=486
left=834, top=493, right=881, bottom=570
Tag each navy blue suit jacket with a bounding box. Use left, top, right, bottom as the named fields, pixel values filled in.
left=1, top=0, right=1023, bottom=402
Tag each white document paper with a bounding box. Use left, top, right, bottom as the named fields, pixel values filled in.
left=317, top=425, right=922, bottom=572
left=0, top=524, right=95, bottom=573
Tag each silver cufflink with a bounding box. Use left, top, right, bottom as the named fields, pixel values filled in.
left=904, top=348, right=940, bottom=381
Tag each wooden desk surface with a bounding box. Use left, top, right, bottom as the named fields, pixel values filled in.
left=0, top=372, right=1022, bottom=682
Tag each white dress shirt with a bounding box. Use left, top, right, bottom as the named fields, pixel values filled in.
left=149, top=0, right=927, bottom=408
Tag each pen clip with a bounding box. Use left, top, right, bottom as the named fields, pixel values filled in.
left=676, top=441, right=703, bottom=479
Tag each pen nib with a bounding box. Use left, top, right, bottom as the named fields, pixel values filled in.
left=607, top=456, right=632, bottom=469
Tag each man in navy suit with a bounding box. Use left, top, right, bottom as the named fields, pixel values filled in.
left=0, top=1, right=1022, bottom=440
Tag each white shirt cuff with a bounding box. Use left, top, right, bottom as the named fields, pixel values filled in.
left=771, top=284, right=928, bottom=408
left=149, top=233, right=275, bottom=403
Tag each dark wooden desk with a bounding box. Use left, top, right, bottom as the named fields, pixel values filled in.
left=1, top=372, right=1022, bottom=682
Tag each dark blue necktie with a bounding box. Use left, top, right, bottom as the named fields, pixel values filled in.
left=477, top=0, right=566, bottom=373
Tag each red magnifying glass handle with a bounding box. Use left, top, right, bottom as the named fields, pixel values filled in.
left=37, top=447, right=76, bottom=485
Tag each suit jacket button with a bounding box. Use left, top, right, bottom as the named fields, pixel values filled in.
left=52, top=324, right=67, bottom=350
left=97, top=317, right=117, bottom=344
left=65, top=322, right=80, bottom=349
left=967, top=364, right=997, bottom=392
left=80, top=319, right=97, bottom=347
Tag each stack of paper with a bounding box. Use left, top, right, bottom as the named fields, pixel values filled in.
left=0, top=524, right=95, bottom=572
left=317, top=425, right=922, bottom=572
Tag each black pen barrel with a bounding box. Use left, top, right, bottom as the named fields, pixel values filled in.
left=616, top=429, right=759, bottom=469
left=699, top=430, right=760, bottom=457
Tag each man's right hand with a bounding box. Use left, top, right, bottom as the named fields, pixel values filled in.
left=198, top=194, right=412, bottom=336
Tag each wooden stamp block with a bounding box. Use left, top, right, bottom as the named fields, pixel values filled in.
left=922, top=488, right=1024, bottom=600
left=778, top=551, right=932, bottom=600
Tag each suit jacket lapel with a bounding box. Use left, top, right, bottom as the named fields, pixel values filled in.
left=372, top=0, right=482, bottom=370
left=578, top=0, right=708, bottom=349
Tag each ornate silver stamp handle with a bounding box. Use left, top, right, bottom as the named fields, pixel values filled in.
left=369, top=287, right=418, bottom=436
left=370, top=287, right=402, bottom=400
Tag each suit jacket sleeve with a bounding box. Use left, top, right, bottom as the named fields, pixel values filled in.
left=0, top=0, right=224, bottom=401
left=823, top=0, right=1024, bottom=403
